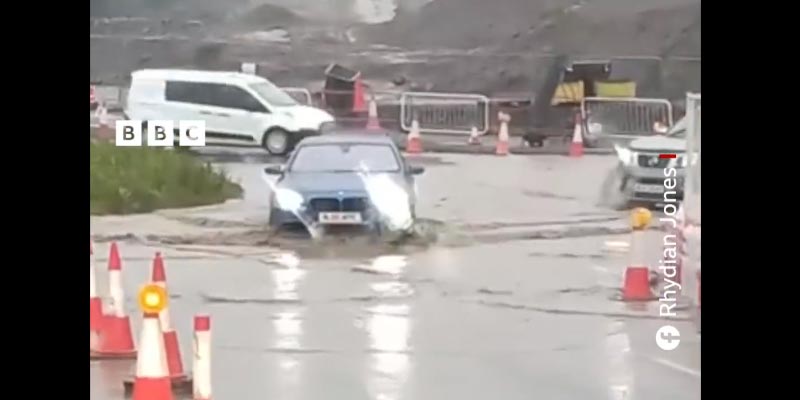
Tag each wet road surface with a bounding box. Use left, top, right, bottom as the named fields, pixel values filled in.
left=90, top=150, right=699, bottom=399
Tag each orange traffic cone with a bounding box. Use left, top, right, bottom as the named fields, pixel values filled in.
left=93, top=242, right=137, bottom=359
left=468, top=126, right=481, bottom=145
left=132, top=305, right=174, bottom=400
left=569, top=113, right=584, bottom=157
left=622, top=209, right=654, bottom=301
left=90, top=239, right=104, bottom=354
left=193, top=315, right=212, bottom=400
left=366, top=96, right=382, bottom=131
left=151, top=253, right=190, bottom=387
left=352, top=77, right=367, bottom=113
left=496, top=112, right=510, bottom=156
left=406, top=119, right=423, bottom=154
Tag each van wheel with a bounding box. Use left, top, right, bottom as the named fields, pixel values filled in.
left=263, top=129, right=291, bottom=156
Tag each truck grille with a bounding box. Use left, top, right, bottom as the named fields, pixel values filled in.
left=309, top=197, right=370, bottom=212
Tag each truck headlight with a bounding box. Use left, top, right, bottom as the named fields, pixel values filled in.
left=614, top=144, right=636, bottom=166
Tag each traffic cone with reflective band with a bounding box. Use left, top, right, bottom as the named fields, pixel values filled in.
left=366, top=96, right=382, bottom=131
left=93, top=242, right=137, bottom=359
left=193, top=315, right=212, bottom=400
left=132, top=312, right=173, bottom=400
left=352, top=76, right=367, bottom=113
left=495, top=112, right=510, bottom=156
left=468, top=126, right=481, bottom=145
left=406, top=119, right=423, bottom=154
left=569, top=113, right=584, bottom=157
left=151, top=253, right=190, bottom=385
left=90, top=239, right=104, bottom=354
left=622, top=208, right=655, bottom=301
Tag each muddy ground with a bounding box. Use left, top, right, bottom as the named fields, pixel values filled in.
left=90, top=0, right=700, bottom=97
left=90, top=150, right=700, bottom=400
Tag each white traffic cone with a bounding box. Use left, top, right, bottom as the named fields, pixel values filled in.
left=193, top=315, right=212, bottom=400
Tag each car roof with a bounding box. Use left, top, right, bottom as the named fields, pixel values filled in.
left=131, top=69, right=268, bottom=85
left=297, top=133, right=397, bottom=146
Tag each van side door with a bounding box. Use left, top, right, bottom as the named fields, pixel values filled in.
left=164, top=81, right=230, bottom=145
left=203, top=83, right=271, bottom=144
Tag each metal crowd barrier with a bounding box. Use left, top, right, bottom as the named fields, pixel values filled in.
left=581, top=97, right=673, bottom=138
left=92, top=85, right=128, bottom=110
left=399, top=92, right=490, bottom=136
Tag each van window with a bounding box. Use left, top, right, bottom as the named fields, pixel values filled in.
left=211, top=84, right=267, bottom=113
left=165, top=81, right=267, bottom=113
left=165, top=81, right=205, bottom=104
left=249, top=82, right=297, bottom=107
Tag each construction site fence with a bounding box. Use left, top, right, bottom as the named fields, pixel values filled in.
left=316, top=88, right=536, bottom=136
left=88, top=84, right=585, bottom=137
left=580, top=97, right=673, bottom=139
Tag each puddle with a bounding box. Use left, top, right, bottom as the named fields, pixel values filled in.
left=200, top=293, right=304, bottom=305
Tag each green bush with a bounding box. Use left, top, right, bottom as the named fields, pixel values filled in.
left=90, top=142, right=243, bottom=215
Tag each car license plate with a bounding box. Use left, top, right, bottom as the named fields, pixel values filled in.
left=633, top=184, right=664, bottom=194
left=318, top=212, right=362, bottom=224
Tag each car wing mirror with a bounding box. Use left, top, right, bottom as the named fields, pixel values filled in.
left=264, top=165, right=285, bottom=175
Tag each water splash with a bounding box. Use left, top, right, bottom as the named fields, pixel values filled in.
left=357, top=164, right=414, bottom=233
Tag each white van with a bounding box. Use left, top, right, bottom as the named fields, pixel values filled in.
left=125, top=69, right=335, bottom=155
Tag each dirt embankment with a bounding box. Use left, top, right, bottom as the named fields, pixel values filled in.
left=90, top=0, right=700, bottom=97
left=361, top=0, right=700, bottom=56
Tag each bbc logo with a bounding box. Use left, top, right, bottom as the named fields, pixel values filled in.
left=116, top=120, right=206, bottom=147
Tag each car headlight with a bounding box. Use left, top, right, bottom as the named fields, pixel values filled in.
left=319, top=121, right=336, bottom=135
left=274, top=188, right=305, bottom=211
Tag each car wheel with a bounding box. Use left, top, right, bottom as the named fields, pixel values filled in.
left=263, top=128, right=291, bottom=156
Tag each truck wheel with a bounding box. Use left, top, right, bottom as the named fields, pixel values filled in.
left=263, top=128, right=291, bottom=156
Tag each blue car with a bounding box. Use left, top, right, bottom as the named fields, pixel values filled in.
left=264, top=134, right=425, bottom=234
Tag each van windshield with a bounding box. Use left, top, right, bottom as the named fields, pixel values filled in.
left=249, top=81, right=298, bottom=107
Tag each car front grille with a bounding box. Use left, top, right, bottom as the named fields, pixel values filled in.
left=637, top=154, right=672, bottom=168
left=308, top=197, right=370, bottom=212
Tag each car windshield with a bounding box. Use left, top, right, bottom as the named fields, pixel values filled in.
left=248, top=81, right=298, bottom=107
left=289, top=144, right=401, bottom=173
